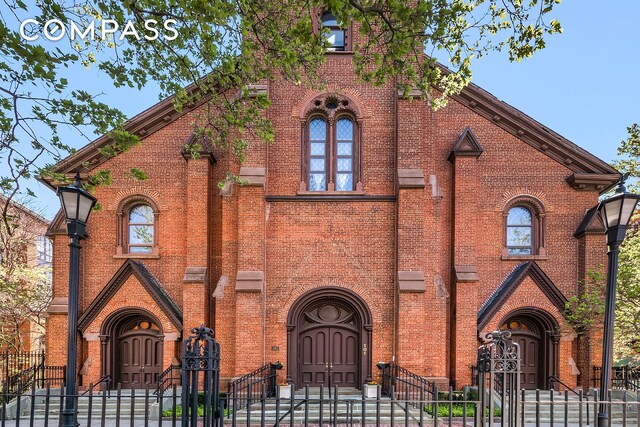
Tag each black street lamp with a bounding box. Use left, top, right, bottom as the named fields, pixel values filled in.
left=596, top=174, right=639, bottom=427
left=57, top=173, right=97, bottom=427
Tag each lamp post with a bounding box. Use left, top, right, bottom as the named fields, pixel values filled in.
left=57, top=173, right=97, bottom=427
left=596, top=174, right=639, bottom=427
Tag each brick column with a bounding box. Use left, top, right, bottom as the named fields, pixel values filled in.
left=234, top=167, right=266, bottom=374
left=395, top=170, right=427, bottom=373
left=182, top=154, right=213, bottom=334
left=574, top=212, right=607, bottom=389
left=449, top=128, right=483, bottom=388
left=46, top=232, right=71, bottom=367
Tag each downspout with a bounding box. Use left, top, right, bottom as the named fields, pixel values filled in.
left=392, top=78, right=398, bottom=362
left=263, top=83, right=270, bottom=366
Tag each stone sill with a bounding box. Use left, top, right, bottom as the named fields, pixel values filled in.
left=297, top=190, right=365, bottom=196
left=501, top=255, right=549, bottom=261
left=113, top=254, right=160, bottom=259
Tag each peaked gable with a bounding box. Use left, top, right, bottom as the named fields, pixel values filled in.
left=574, top=206, right=605, bottom=238
left=40, top=73, right=617, bottom=190
left=477, top=261, right=568, bottom=330
left=448, top=127, right=484, bottom=161
left=78, top=259, right=182, bottom=332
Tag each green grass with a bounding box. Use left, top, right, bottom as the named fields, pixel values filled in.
left=425, top=403, right=502, bottom=417
left=162, top=406, right=230, bottom=417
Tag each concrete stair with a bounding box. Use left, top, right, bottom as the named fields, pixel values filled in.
left=227, top=387, right=431, bottom=425
left=18, top=389, right=161, bottom=421
left=521, top=390, right=639, bottom=425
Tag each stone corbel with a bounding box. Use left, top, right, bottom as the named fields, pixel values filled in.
left=46, top=297, right=69, bottom=314
left=398, top=169, right=425, bottom=189
left=183, top=267, right=207, bottom=283
left=454, top=265, right=479, bottom=282
left=239, top=167, right=266, bottom=187
left=398, top=271, right=425, bottom=293
left=236, top=271, right=264, bottom=292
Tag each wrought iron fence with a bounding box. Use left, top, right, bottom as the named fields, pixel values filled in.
left=0, top=382, right=638, bottom=426
left=594, top=365, right=640, bottom=391
left=0, top=350, right=45, bottom=382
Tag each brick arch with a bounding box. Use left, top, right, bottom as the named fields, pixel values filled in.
left=496, top=189, right=552, bottom=212
left=291, top=87, right=371, bottom=120
left=109, top=187, right=166, bottom=211
left=277, top=282, right=382, bottom=324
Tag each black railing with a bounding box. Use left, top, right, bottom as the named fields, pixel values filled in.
left=377, top=362, right=436, bottom=409
left=0, top=382, right=639, bottom=426
left=471, top=365, right=479, bottom=386
left=80, top=374, right=111, bottom=397
left=227, top=362, right=282, bottom=411
left=594, top=365, right=640, bottom=390
left=155, top=365, right=180, bottom=398
left=0, top=350, right=45, bottom=382
left=3, top=364, right=65, bottom=396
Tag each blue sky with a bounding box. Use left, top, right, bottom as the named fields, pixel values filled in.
left=25, top=1, right=640, bottom=218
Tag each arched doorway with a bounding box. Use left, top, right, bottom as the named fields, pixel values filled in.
left=101, top=309, right=163, bottom=389
left=287, top=287, right=372, bottom=389
left=500, top=308, right=559, bottom=389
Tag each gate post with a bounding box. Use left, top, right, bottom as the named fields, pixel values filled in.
left=181, top=325, right=221, bottom=427
left=477, top=330, right=521, bottom=427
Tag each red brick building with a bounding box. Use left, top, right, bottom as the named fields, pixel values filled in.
left=40, top=22, right=619, bottom=391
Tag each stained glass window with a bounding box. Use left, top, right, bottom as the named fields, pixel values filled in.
left=507, top=206, right=533, bottom=255
left=309, top=117, right=327, bottom=191
left=128, top=204, right=154, bottom=253
left=335, top=117, right=354, bottom=191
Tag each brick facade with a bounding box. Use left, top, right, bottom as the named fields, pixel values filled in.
left=44, top=53, right=617, bottom=391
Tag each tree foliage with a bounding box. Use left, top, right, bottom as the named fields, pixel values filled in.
left=1, top=0, right=563, bottom=220
left=564, top=269, right=605, bottom=335
left=613, top=123, right=640, bottom=193
left=0, top=200, right=51, bottom=352
left=565, top=124, right=640, bottom=363
left=615, top=229, right=640, bottom=362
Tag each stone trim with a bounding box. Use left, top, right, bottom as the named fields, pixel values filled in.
left=46, top=297, right=69, bottom=314
left=239, top=167, right=266, bottom=187
left=398, top=271, right=425, bottom=293
left=77, top=259, right=182, bottom=332
left=397, top=169, right=425, bottom=188
left=454, top=265, right=479, bottom=282
left=477, top=261, right=568, bottom=329
left=183, top=267, right=207, bottom=283
left=236, top=271, right=264, bottom=292
left=566, top=173, right=619, bottom=192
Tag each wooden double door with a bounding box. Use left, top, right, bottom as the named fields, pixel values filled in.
left=118, top=330, right=162, bottom=388
left=299, top=325, right=359, bottom=388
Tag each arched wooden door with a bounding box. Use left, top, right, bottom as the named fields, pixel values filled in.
left=299, top=325, right=359, bottom=387
left=116, top=318, right=162, bottom=388
left=288, top=288, right=372, bottom=389
left=500, top=313, right=558, bottom=390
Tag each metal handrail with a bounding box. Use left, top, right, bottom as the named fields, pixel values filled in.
left=377, top=361, right=435, bottom=408
left=547, top=375, right=586, bottom=398
left=155, top=364, right=180, bottom=397
left=80, top=375, right=111, bottom=396
left=227, top=362, right=283, bottom=412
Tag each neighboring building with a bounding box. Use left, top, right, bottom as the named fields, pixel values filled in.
left=0, top=197, right=52, bottom=352
left=40, top=15, right=619, bottom=390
